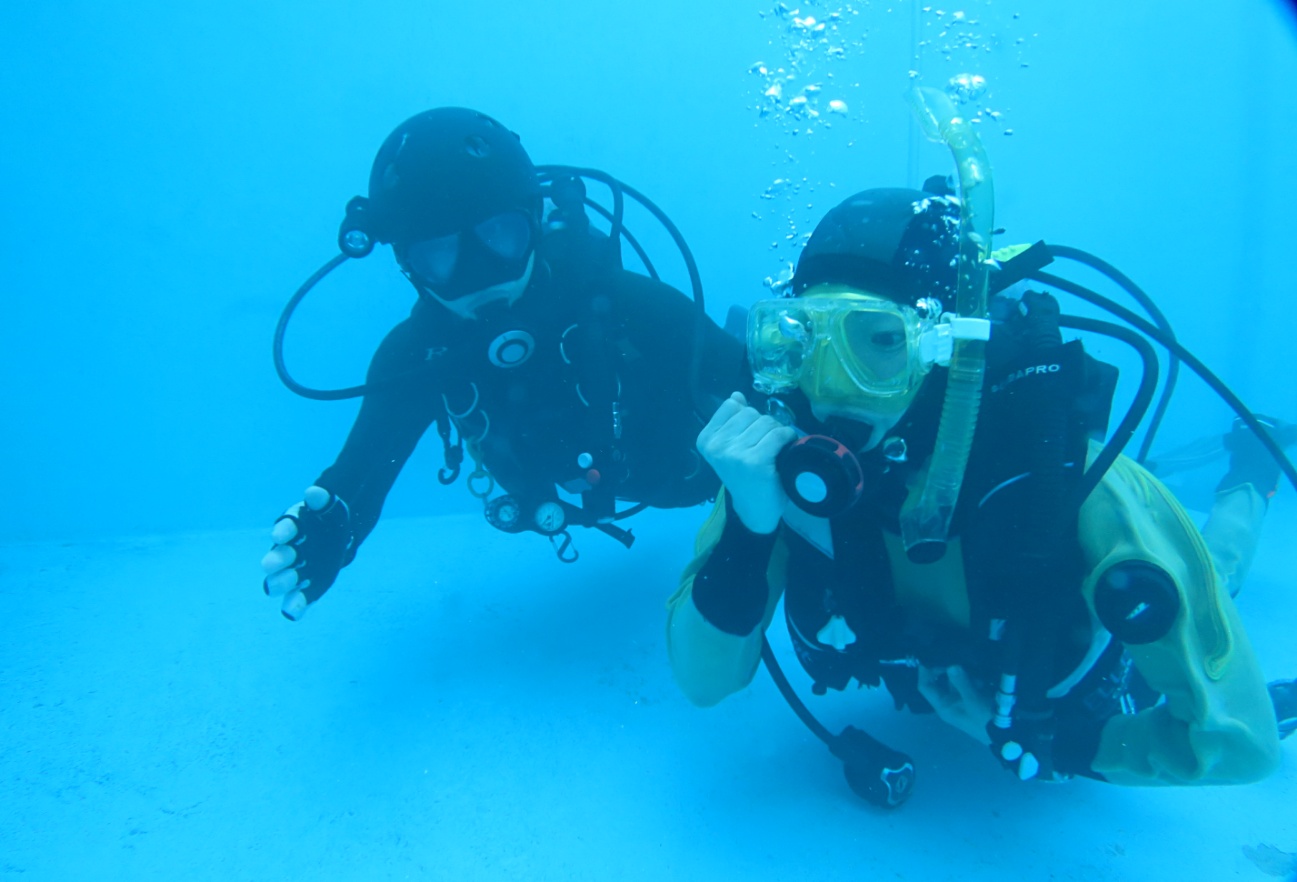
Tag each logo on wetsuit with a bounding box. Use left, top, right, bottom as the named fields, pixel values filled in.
left=990, top=362, right=1061, bottom=395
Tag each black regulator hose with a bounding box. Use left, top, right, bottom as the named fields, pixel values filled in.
left=273, top=254, right=368, bottom=401
left=760, top=639, right=834, bottom=743
left=537, top=165, right=704, bottom=308
left=581, top=197, right=659, bottom=280
left=538, top=164, right=714, bottom=426
left=1058, top=315, right=1160, bottom=506
left=759, top=639, right=915, bottom=809
left=1034, top=271, right=1297, bottom=496
left=1048, top=245, right=1179, bottom=464
left=272, top=253, right=445, bottom=401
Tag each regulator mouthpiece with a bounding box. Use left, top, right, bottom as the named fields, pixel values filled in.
left=777, top=434, right=865, bottom=519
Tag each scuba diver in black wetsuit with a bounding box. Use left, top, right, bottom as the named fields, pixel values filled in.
left=260, top=107, right=746, bottom=620
left=667, top=87, right=1295, bottom=807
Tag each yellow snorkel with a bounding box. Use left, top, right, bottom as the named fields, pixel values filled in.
left=898, top=85, right=994, bottom=562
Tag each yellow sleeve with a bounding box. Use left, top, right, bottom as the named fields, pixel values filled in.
left=1078, top=454, right=1281, bottom=785
left=665, top=489, right=787, bottom=707
left=1201, top=485, right=1268, bottom=599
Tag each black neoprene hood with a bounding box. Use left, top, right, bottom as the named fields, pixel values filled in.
left=365, top=107, right=542, bottom=245
left=792, top=187, right=961, bottom=307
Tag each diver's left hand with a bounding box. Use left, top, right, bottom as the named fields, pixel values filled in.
left=917, top=665, right=993, bottom=746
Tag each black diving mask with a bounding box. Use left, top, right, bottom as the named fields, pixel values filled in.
left=397, top=210, right=535, bottom=302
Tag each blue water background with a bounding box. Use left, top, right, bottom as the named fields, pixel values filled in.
left=4, top=0, right=1296, bottom=541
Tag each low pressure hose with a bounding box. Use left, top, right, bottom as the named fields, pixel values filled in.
left=273, top=254, right=368, bottom=401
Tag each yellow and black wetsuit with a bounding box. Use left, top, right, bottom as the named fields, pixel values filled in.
left=666, top=452, right=1281, bottom=786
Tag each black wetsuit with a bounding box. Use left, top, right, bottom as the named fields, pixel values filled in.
left=316, top=243, right=748, bottom=549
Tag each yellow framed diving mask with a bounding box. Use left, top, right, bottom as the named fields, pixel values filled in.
left=748, top=286, right=955, bottom=401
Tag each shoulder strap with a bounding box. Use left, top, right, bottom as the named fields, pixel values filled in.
left=964, top=291, right=1095, bottom=715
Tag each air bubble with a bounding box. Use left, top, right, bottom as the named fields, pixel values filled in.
left=946, top=72, right=988, bottom=104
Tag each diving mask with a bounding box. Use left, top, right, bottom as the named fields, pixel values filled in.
left=396, top=209, right=535, bottom=308
left=748, top=287, right=955, bottom=401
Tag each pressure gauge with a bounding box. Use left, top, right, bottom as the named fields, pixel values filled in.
left=533, top=501, right=566, bottom=535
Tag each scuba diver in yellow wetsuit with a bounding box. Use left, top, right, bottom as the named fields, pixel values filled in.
left=666, top=87, right=1294, bottom=807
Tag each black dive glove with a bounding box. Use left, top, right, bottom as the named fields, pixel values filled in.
left=261, top=485, right=356, bottom=621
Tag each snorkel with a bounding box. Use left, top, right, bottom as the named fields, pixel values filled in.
left=898, top=86, right=995, bottom=563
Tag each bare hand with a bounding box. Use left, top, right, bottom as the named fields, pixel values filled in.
left=917, top=665, right=994, bottom=745
left=696, top=392, right=798, bottom=534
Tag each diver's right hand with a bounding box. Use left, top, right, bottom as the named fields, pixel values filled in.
left=697, top=392, right=798, bottom=534
left=261, top=486, right=356, bottom=621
